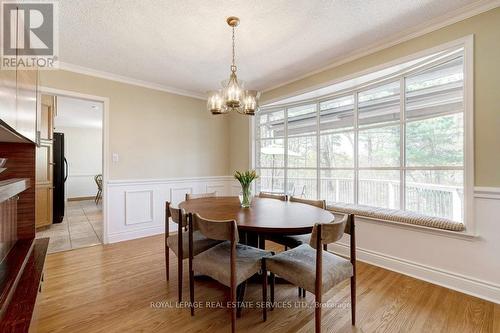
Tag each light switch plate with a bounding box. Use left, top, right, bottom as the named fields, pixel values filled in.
left=112, top=153, right=119, bottom=163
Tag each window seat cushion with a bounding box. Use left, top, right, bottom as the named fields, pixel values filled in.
left=328, top=202, right=465, bottom=232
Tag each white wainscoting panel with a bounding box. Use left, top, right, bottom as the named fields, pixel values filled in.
left=170, top=187, right=192, bottom=206
left=125, top=190, right=154, bottom=225
left=106, top=176, right=233, bottom=243
left=206, top=183, right=226, bottom=196
left=231, top=184, right=242, bottom=196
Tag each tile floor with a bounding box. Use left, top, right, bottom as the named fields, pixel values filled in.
left=36, top=199, right=103, bottom=254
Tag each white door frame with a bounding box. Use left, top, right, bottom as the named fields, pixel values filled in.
left=39, top=86, right=110, bottom=244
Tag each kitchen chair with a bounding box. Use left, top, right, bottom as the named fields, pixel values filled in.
left=188, top=213, right=272, bottom=333
left=185, top=191, right=217, bottom=200
left=265, top=214, right=356, bottom=333
left=94, top=174, right=102, bottom=204
left=164, top=202, right=221, bottom=302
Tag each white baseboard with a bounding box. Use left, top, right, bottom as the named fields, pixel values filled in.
left=107, top=225, right=165, bottom=243
left=330, top=242, right=500, bottom=304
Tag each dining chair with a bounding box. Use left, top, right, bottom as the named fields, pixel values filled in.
left=266, top=196, right=327, bottom=297
left=269, top=196, right=327, bottom=250
left=256, top=192, right=287, bottom=248
left=165, top=202, right=221, bottom=302
left=185, top=191, right=217, bottom=200
left=265, top=214, right=356, bottom=333
left=258, top=192, right=287, bottom=201
left=188, top=213, right=273, bottom=333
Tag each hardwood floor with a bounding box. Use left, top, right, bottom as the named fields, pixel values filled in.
left=32, top=235, right=499, bottom=332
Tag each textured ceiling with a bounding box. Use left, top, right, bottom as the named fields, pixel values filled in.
left=58, top=0, right=485, bottom=97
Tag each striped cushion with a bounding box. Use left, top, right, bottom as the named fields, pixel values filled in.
left=328, top=203, right=465, bottom=232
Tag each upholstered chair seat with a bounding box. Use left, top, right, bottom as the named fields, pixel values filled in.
left=189, top=213, right=272, bottom=332
left=266, top=244, right=353, bottom=293
left=193, top=241, right=272, bottom=287
left=167, top=230, right=221, bottom=259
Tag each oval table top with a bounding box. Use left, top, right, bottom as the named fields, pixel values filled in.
left=179, top=196, right=334, bottom=235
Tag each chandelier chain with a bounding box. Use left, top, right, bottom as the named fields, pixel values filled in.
left=232, top=26, right=236, bottom=71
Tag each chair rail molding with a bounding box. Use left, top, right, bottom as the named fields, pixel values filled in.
left=473, top=186, right=500, bottom=200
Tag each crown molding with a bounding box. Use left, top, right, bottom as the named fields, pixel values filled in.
left=261, top=0, right=500, bottom=94
left=58, top=62, right=207, bottom=100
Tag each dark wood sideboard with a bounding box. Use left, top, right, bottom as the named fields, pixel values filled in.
left=0, top=20, right=49, bottom=329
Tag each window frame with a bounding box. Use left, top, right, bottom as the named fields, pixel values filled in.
left=252, top=36, right=474, bottom=231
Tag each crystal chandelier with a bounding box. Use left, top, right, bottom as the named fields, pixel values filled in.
left=207, top=17, right=260, bottom=116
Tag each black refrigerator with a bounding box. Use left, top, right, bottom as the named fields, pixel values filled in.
left=53, top=132, right=68, bottom=223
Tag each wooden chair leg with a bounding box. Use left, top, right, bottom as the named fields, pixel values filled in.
left=270, top=272, right=275, bottom=310
left=351, top=276, right=356, bottom=325
left=236, top=281, right=247, bottom=318
left=177, top=257, right=183, bottom=302
left=189, top=264, right=194, bottom=316
left=315, top=294, right=322, bottom=333
left=231, top=286, right=236, bottom=333
left=165, top=246, right=169, bottom=281
left=262, top=260, right=267, bottom=322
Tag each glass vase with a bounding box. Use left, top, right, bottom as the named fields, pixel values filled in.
left=239, top=184, right=252, bottom=208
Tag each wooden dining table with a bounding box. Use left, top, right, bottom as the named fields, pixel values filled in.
left=179, top=196, right=334, bottom=248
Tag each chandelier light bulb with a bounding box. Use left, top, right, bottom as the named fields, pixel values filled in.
left=207, top=90, right=224, bottom=114
left=224, top=73, right=243, bottom=108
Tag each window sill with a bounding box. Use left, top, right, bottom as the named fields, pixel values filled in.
left=329, top=210, right=478, bottom=241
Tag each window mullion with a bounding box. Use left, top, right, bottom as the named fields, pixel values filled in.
left=354, top=91, right=359, bottom=204
left=400, top=77, right=406, bottom=211
left=284, top=107, right=288, bottom=195
left=316, top=102, right=320, bottom=200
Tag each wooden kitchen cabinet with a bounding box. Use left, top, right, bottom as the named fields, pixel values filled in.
left=0, top=6, right=38, bottom=144
left=16, top=70, right=38, bottom=143
left=35, top=140, right=53, bottom=228
left=0, top=70, right=17, bottom=131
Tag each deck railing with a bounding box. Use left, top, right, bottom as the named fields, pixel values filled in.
left=257, top=176, right=463, bottom=221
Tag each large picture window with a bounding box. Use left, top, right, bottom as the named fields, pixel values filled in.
left=255, top=43, right=470, bottom=223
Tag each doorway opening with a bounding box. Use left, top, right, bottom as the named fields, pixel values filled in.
left=35, top=94, right=104, bottom=253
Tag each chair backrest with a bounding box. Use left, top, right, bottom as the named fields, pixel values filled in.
left=191, top=213, right=239, bottom=242
left=185, top=192, right=217, bottom=201
left=311, top=214, right=356, bottom=298
left=168, top=205, right=187, bottom=227
left=94, top=174, right=102, bottom=190
left=258, top=192, right=287, bottom=201
left=309, top=214, right=352, bottom=249
left=289, top=196, right=326, bottom=209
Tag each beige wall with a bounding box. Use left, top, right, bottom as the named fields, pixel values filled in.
left=230, top=8, right=500, bottom=187
left=40, top=70, right=229, bottom=180
left=228, top=112, right=251, bottom=173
